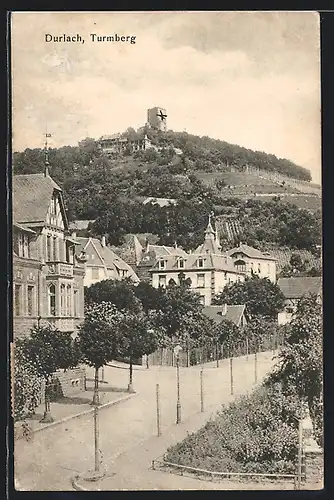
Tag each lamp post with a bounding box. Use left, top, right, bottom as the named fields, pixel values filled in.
left=174, top=345, right=182, bottom=424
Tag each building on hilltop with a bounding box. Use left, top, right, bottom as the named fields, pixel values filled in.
left=147, top=107, right=167, bottom=131
left=149, top=216, right=245, bottom=305
left=277, top=276, right=322, bottom=325
left=75, top=235, right=139, bottom=287
left=13, top=167, right=86, bottom=397
left=142, top=197, right=177, bottom=207
left=227, top=243, right=277, bottom=282
left=99, top=132, right=154, bottom=156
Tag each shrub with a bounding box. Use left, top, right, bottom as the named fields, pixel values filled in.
left=165, top=382, right=304, bottom=474
left=13, top=343, right=43, bottom=421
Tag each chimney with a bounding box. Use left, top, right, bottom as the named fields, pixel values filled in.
left=71, top=231, right=77, bottom=239
left=174, top=241, right=178, bottom=249
left=101, top=235, right=106, bottom=247
left=221, top=303, right=227, bottom=316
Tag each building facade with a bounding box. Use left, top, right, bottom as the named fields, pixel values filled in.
left=13, top=170, right=86, bottom=396
left=277, top=276, right=322, bottom=325
left=147, top=107, right=167, bottom=131
left=76, top=236, right=140, bottom=288
left=99, top=133, right=154, bottom=156
left=227, top=243, right=277, bottom=282
left=149, top=219, right=245, bottom=305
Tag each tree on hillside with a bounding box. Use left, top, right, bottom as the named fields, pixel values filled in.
left=78, top=302, right=125, bottom=405
left=267, top=295, right=323, bottom=446
left=18, top=325, right=81, bottom=422
left=213, top=276, right=285, bottom=320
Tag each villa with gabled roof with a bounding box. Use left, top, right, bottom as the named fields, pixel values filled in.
left=75, top=236, right=139, bottom=287
left=149, top=216, right=245, bottom=305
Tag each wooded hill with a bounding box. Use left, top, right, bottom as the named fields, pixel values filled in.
left=12, top=132, right=321, bottom=265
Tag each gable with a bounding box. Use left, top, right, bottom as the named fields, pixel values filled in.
left=83, top=240, right=105, bottom=266
left=45, top=192, right=67, bottom=229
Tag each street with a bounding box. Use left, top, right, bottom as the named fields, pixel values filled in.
left=14, top=351, right=276, bottom=490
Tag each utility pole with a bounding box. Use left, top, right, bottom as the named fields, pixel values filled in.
left=156, top=383, right=161, bottom=436
left=200, top=367, right=204, bottom=412
left=230, top=356, right=234, bottom=395
left=176, top=354, right=181, bottom=424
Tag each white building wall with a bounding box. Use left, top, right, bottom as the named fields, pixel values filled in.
left=84, top=266, right=107, bottom=287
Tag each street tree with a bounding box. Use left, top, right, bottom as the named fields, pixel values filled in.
left=84, top=278, right=141, bottom=313
left=213, top=276, right=285, bottom=320
left=158, top=283, right=203, bottom=339
left=18, top=325, right=81, bottom=423
left=268, top=295, right=323, bottom=446
left=78, top=302, right=125, bottom=404
left=121, top=310, right=164, bottom=391
left=174, top=311, right=214, bottom=366
left=213, top=319, right=240, bottom=358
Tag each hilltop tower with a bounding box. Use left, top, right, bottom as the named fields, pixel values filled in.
left=147, top=107, right=167, bottom=131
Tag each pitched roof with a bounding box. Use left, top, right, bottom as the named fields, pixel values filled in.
left=277, top=277, right=322, bottom=299
left=150, top=253, right=243, bottom=274
left=13, top=173, right=63, bottom=225
left=227, top=244, right=276, bottom=261
left=76, top=237, right=140, bottom=282
left=142, top=197, right=177, bottom=207
left=69, top=219, right=95, bottom=230
left=194, top=238, right=221, bottom=255
left=203, top=305, right=246, bottom=327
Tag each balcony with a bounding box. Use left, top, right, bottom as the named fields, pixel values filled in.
left=47, top=317, right=75, bottom=332
left=46, top=262, right=74, bottom=277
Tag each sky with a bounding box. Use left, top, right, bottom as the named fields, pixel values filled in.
left=11, top=11, right=321, bottom=183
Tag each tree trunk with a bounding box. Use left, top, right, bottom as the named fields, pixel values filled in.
left=92, top=367, right=100, bottom=405
left=128, top=355, right=134, bottom=392
left=40, top=377, right=54, bottom=423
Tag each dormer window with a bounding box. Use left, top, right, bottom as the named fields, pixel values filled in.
left=198, top=258, right=204, bottom=268
left=178, top=258, right=185, bottom=269
left=159, top=259, right=166, bottom=270
left=234, top=259, right=246, bottom=272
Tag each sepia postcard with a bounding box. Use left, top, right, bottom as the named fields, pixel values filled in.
left=10, top=11, right=323, bottom=492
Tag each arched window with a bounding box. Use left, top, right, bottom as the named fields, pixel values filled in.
left=234, top=259, right=246, bottom=272
left=48, top=284, right=56, bottom=316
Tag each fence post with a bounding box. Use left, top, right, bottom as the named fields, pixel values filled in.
left=156, top=383, right=161, bottom=437
left=200, top=368, right=204, bottom=412
left=230, top=357, right=234, bottom=395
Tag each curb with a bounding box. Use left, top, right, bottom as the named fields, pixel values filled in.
left=16, top=392, right=138, bottom=439
left=106, top=362, right=147, bottom=371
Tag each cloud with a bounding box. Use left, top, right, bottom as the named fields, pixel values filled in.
left=11, top=11, right=321, bottom=182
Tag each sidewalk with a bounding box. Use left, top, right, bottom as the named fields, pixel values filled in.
left=14, top=380, right=132, bottom=439
left=72, top=391, right=296, bottom=491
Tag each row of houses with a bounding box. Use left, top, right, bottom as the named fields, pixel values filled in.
left=12, top=168, right=321, bottom=392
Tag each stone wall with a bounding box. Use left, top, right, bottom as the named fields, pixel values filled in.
left=39, top=367, right=86, bottom=403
